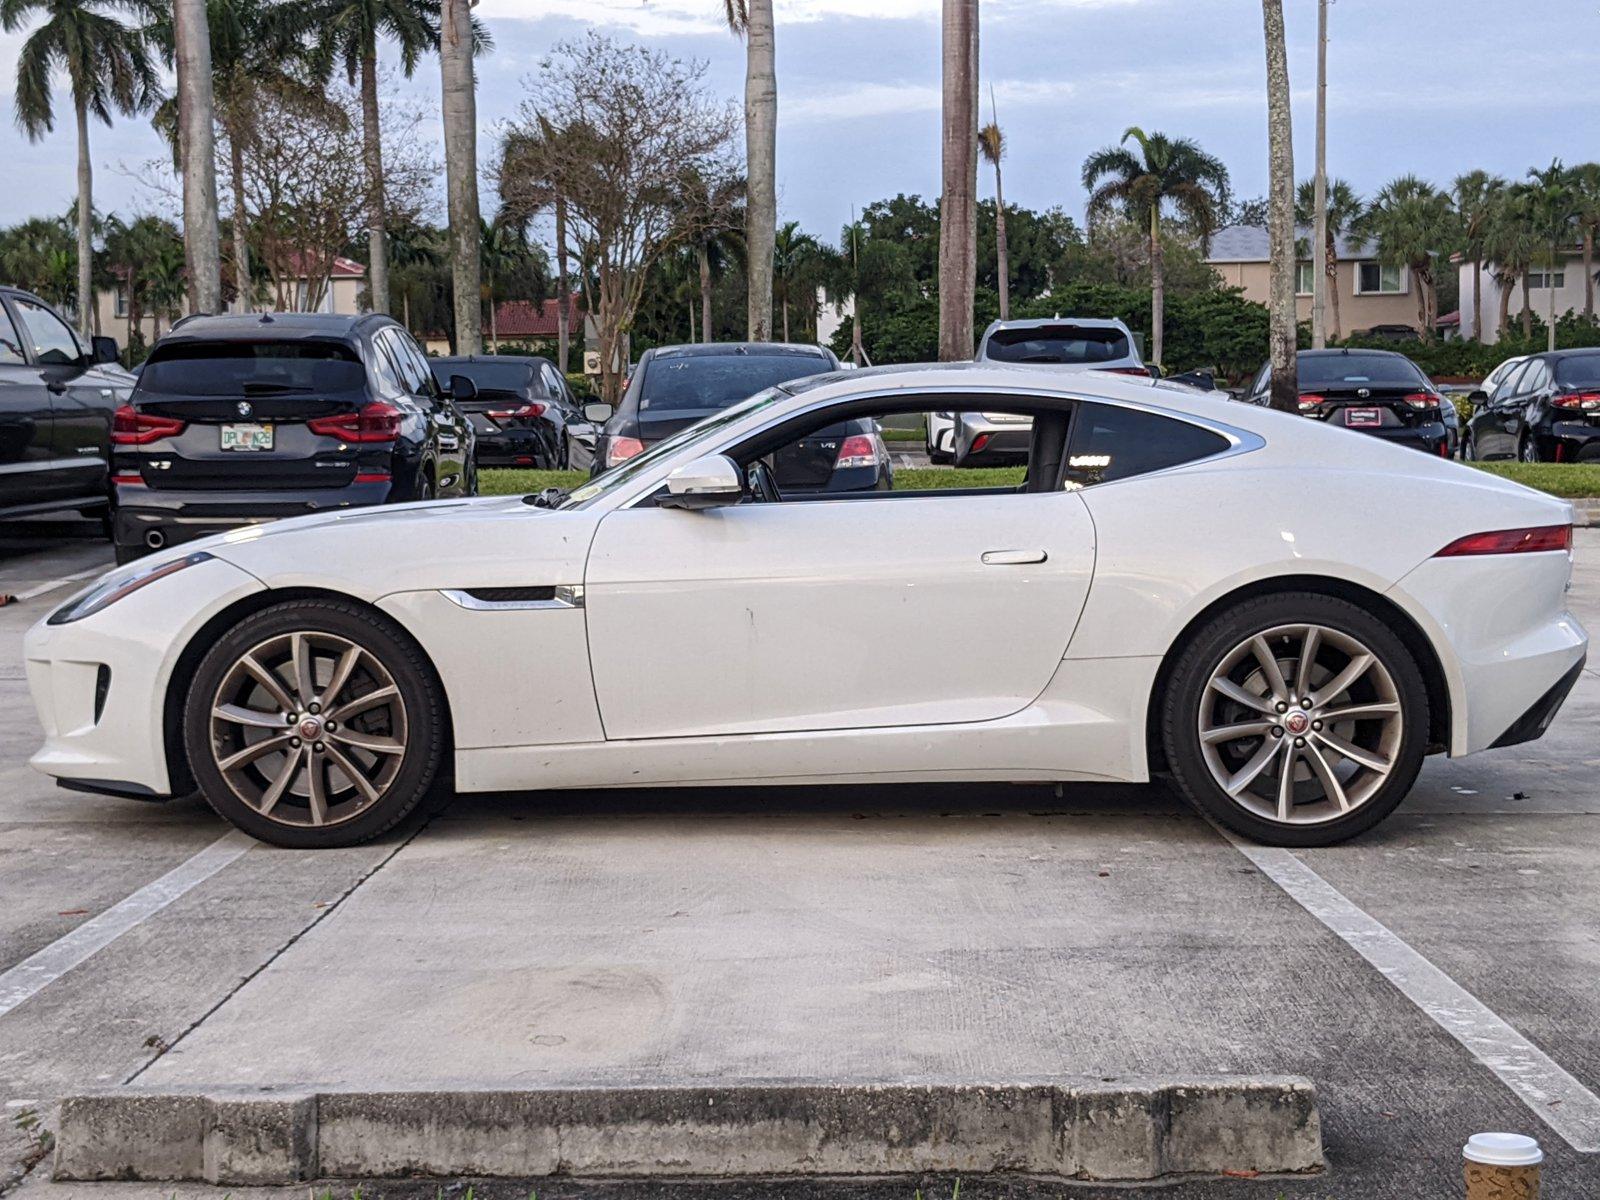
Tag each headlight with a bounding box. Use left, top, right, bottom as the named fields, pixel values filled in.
left=47, top=552, right=214, bottom=625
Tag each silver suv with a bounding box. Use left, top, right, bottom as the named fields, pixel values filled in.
left=927, top=317, right=1147, bottom=466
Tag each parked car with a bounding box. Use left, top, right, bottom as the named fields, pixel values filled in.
left=1243, top=349, right=1451, bottom=456
left=591, top=342, right=888, bottom=492
left=1462, top=348, right=1600, bottom=463
left=932, top=317, right=1149, bottom=465
left=0, top=285, right=129, bottom=528
left=27, top=365, right=1584, bottom=851
left=110, top=313, right=474, bottom=563
left=428, top=355, right=592, bottom=471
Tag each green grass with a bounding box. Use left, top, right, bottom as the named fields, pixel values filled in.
left=880, top=425, right=925, bottom=442
left=481, top=462, right=1600, bottom=502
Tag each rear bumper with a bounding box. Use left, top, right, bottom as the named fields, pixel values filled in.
left=955, top=417, right=1031, bottom=465
left=1490, top=656, right=1585, bottom=749
left=113, top=480, right=394, bottom=550
left=1349, top=420, right=1450, bottom=455
left=1544, top=421, right=1600, bottom=462
left=473, top=429, right=557, bottom=468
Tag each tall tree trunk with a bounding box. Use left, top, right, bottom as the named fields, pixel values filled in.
left=1148, top=204, right=1166, bottom=370
left=230, top=127, right=251, bottom=312
left=937, top=0, right=977, bottom=361
left=175, top=0, right=222, bottom=314
left=440, top=0, right=482, bottom=354
left=489, top=282, right=498, bottom=351
left=851, top=301, right=864, bottom=366
left=1548, top=244, right=1559, bottom=352
left=1324, top=233, right=1341, bottom=341
left=1472, top=257, right=1483, bottom=344
left=698, top=243, right=713, bottom=343
left=1310, top=0, right=1328, bottom=349
left=993, top=160, right=1010, bottom=320
left=1420, top=267, right=1438, bottom=344
left=743, top=0, right=776, bottom=341
left=73, top=98, right=93, bottom=336
left=360, top=51, right=390, bottom=315
left=1521, top=273, right=1532, bottom=340
left=1261, top=0, right=1297, bottom=410
left=687, top=299, right=695, bottom=344
left=781, top=292, right=790, bottom=342
left=555, top=195, right=570, bottom=374
left=1585, top=227, right=1596, bottom=321
left=1497, top=274, right=1512, bottom=337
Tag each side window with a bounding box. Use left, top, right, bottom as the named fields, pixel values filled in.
left=1522, top=362, right=1552, bottom=394
left=1492, top=362, right=1528, bottom=403
left=0, top=304, right=25, bottom=365
left=1065, top=402, right=1229, bottom=489
left=542, top=364, right=566, bottom=406
left=12, top=298, right=80, bottom=366
left=1251, top=363, right=1271, bottom=397
left=368, top=334, right=406, bottom=395
left=396, top=332, right=439, bottom=397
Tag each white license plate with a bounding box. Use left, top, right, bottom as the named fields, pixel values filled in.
left=1345, top=408, right=1382, bottom=428
left=220, top=423, right=274, bottom=451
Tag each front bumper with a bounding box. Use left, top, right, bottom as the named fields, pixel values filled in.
left=114, top=480, right=394, bottom=552
left=26, top=556, right=267, bottom=795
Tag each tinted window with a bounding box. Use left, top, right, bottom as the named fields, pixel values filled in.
left=1065, top=402, right=1229, bottom=488
left=12, top=298, right=80, bottom=365
left=138, top=340, right=366, bottom=396
left=983, top=325, right=1131, bottom=365
left=1554, top=357, right=1600, bottom=387
left=639, top=353, right=828, bottom=412
left=1521, top=361, right=1553, bottom=393
left=434, top=360, right=545, bottom=397
left=370, top=337, right=406, bottom=394
left=1297, top=354, right=1427, bottom=388
left=0, top=305, right=24, bottom=365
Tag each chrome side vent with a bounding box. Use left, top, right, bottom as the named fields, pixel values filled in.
left=442, top=586, right=584, bottom=611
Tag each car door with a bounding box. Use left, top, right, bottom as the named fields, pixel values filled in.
left=0, top=297, right=52, bottom=509
left=13, top=296, right=117, bottom=502
left=1475, top=361, right=1529, bottom=459
left=1502, top=360, right=1550, bottom=459
left=387, top=328, right=467, bottom=493
left=582, top=396, right=1098, bottom=740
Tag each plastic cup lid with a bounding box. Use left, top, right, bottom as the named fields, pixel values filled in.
left=1463, top=1132, right=1543, bottom=1167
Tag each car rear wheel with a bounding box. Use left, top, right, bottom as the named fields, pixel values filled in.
left=183, top=600, right=446, bottom=848
left=1520, top=435, right=1541, bottom=464
left=1161, top=593, right=1428, bottom=847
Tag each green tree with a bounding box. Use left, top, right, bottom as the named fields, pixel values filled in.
left=478, top=216, right=546, bottom=351
left=1295, top=177, right=1360, bottom=341
left=772, top=221, right=830, bottom=343
left=1357, top=175, right=1457, bottom=343
left=677, top=168, right=745, bottom=343
left=4, top=0, right=158, bottom=333
left=1082, top=127, right=1230, bottom=367
left=978, top=113, right=1008, bottom=319
left=1570, top=162, right=1600, bottom=323
left=1450, top=170, right=1505, bottom=342
left=1517, top=160, right=1578, bottom=352
left=0, top=215, right=78, bottom=308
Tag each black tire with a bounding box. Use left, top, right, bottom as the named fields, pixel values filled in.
left=183, top=599, right=447, bottom=848
left=1161, top=592, right=1429, bottom=847
left=1520, top=435, right=1541, bottom=464
left=1462, top=433, right=1476, bottom=462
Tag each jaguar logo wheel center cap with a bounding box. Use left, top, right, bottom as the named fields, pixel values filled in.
left=297, top=716, right=324, bottom=741
left=1284, top=710, right=1311, bottom=736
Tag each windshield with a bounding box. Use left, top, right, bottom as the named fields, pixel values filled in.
left=563, top=387, right=788, bottom=508
left=1298, top=354, right=1427, bottom=389
left=983, top=326, right=1131, bottom=365
left=639, top=353, right=829, bottom=412
left=432, top=361, right=545, bottom=396
left=138, top=340, right=366, bottom=396
left=1555, top=356, right=1600, bottom=387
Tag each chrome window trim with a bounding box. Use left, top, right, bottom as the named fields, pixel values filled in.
left=441, top=585, right=584, bottom=611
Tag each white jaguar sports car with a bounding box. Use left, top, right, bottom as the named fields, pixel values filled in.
left=25, top=365, right=1587, bottom=848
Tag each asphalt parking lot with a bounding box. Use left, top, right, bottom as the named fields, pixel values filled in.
left=0, top=518, right=1598, bottom=1199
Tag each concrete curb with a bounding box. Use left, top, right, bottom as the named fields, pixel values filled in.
left=53, top=1078, right=1322, bottom=1185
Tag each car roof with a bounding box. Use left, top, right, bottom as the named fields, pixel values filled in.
left=1296, top=347, right=1411, bottom=359
left=648, top=342, right=831, bottom=361
left=981, top=316, right=1132, bottom=332
left=1536, top=347, right=1600, bottom=361
left=161, top=312, right=384, bottom=342
left=431, top=355, right=547, bottom=367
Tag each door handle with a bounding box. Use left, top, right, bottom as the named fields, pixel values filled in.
left=982, top=549, right=1047, bottom=565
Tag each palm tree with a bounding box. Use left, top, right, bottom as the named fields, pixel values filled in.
left=678, top=169, right=744, bottom=343
left=1357, top=176, right=1456, bottom=343
left=103, top=213, right=177, bottom=350
left=4, top=0, right=158, bottom=334
left=498, top=116, right=579, bottom=372
left=1567, top=162, right=1600, bottom=322
left=0, top=214, right=78, bottom=309
left=772, top=220, right=825, bottom=343
left=1451, top=170, right=1504, bottom=343
left=937, top=0, right=977, bottom=361
left=1519, top=160, right=1577, bottom=353
left=1485, top=187, right=1539, bottom=340
left=1295, top=178, right=1360, bottom=342
left=978, top=102, right=1009, bottom=321
left=723, top=0, right=775, bottom=341
left=310, top=0, right=442, bottom=317
left=173, top=0, right=221, bottom=312
left=1261, top=0, right=1296, bottom=411
left=1082, top=128, right=1229, bottom=368
left=438, top=0, right=483, bottom=352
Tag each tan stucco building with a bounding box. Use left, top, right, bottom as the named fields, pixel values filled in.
left=1206, top=225, right=1422, bottom=340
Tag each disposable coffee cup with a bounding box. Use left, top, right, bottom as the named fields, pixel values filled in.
left=1463, top=1132, right=1542, bottom=1199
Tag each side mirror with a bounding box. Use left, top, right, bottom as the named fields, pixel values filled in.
left=661, top=454, right=744, bottom=510
left=1146, top=364, right=1163, bottom=379
left=584, top=402, right=614, bottom=424
left=91, top=336, right=120, bottom=365
left=1467, top=389, right=1488, bottom=405
left=448, top=374, right=478, bottom=402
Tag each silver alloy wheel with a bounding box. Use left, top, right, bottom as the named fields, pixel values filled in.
left=207, top=631, right=408, bottom=828
left=1197, top=623, right=1403, bottom=826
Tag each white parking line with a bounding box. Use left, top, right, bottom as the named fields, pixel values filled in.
left=0, top=830, right=253, bottom=1019
left=1226, top=831, right=1600, bottom=1153
left=9, top=564, right=107, bottom=603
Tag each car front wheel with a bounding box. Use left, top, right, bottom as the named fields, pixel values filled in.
left=183, top=599, right=446, bottom=848
left=1162, top=593, right=1428, bottom=847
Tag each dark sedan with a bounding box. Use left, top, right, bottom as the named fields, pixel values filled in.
left=592, top=342, right=890, bottom=492
left=429, top=354, right=589, bottom=470
left=1464, top=348, right=1600, bottom=463
left=1245, top=349, right=1451, bottom=456
left=112, top=313, right=474, bottom=563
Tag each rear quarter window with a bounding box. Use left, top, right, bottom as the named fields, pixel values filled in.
left=1066, top=402, right=1229, bottom=488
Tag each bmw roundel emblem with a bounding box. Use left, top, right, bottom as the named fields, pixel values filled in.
left=236, top=401, right=253, bottom=417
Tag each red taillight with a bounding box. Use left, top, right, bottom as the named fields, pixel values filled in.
left=307, top=401, right=402, bottom=443
left=605, top=436, right=645, bottom=468
left=353, top=472, right=392, bottom=484
left=1438, top=441, right=1450, bottom=458
left=970, top=433, right=991, bottom=455
left=835, top=433, right=883, bottom=470
left=487, top=403, right=547, bottom=421
left=1552, top=391, right=1600, bottom=410
left=111, top=404, right=185, bottom=445
left=1297, top=393, right=1325, bottom=411
left=110, top=473, right=144, bottom=485
left=1404, top=391, right=1439, bottom=409
left=1435, top=525, right=1572, bottom=557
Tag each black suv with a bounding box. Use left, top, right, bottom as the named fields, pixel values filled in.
left=1464, top=348, right=1600, bottom=463
left=113, top=313, right=475, bottom=562
left=0, top=286, right=129, bottom=526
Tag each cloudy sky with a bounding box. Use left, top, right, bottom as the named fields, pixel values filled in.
left=1, top=0, right=1596, bottom=244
